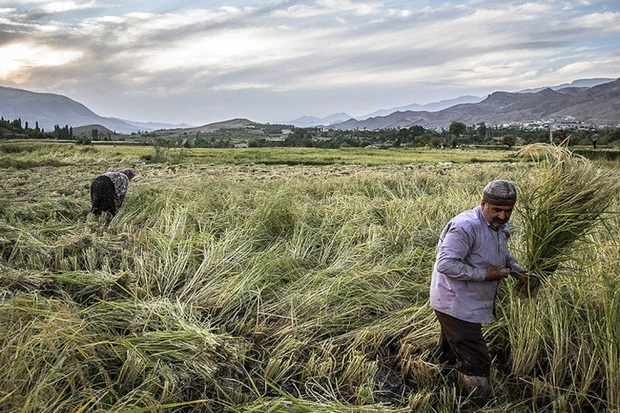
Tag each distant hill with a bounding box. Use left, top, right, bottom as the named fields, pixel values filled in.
left=329, top=78, right=620, bottom=130
left=358, top=95, right=485, bottom=120
left=153, top=118, right=261, bottom=134
left=0, top=125, right=26, bottom=137
left=122, top=119, right=193, bottom=131
left=0, top=86, right=188, bottom=134
left=519, top=78, right=615, bottom=93
left=72, top=124, right=115, bottom=136
left=285, top=113, right=353, bottom=128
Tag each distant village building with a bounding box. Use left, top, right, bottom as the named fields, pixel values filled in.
left=491, top=116, right=603, bottom=133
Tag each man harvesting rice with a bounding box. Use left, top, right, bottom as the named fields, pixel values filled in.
left=90, top=168, right=136, bottom=220
left=430, top=180, right=526, bottom=405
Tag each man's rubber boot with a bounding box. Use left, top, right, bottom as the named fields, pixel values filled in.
left=461, top=374, right=490, bottom=406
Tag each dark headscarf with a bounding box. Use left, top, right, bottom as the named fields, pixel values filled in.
left=118, top=168, right=136, bottom=180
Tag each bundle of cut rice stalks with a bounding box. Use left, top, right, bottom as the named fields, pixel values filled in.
left=516, top=143, right=620, bottom=285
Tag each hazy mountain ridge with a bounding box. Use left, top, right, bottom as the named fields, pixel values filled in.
left=328, top=78, right=620, bottom=131
left=518, top=78, right=615, bottom=93
left=122, top=119, right=193, bottom=131
left=285, top=113, right=353, bottom=128
left=357, top=95, right=485, bottom=121
left=0, top=87, right=187, bottom=134
left=285, top=78, right=615, bottom=128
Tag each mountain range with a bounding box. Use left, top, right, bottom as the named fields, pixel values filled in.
left=0, top=77, right=618, bottom=134
left=327, top=78, right=620, bottom=131
left=285, top=78, right=616, bottom=127
left=282, top=96, right=486, bottom=127
left=0, top=87, right=190, bottom=134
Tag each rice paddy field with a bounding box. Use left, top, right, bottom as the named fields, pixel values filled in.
left=2, top=142, right=620, bottom=412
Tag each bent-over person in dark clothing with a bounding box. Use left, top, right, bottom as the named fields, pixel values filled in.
left=90, top=168, right=136, bottom=219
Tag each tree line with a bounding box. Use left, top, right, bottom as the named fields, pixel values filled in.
left=2, top=116, right=619, bottom=149
left=0, top=117, right=75, bottom=140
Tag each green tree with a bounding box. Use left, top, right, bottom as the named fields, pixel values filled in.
left=413, top=133, right=432, bottom=147
left=449, top=121, right=467, bottom=138
left=285, top=128, right=312, bottom=147
left=54, top=124, right=72, bottom=140
left=396, top=128, right=409, bottom=145
left=477, top=122, right=487, bottom=140
left=430, top=136, right=443, bottom=148
left=301, top=135, right=313, bottom=147
left=502, top=134, right=516, bottom=149
left=604, top=128, right=620, bottom=144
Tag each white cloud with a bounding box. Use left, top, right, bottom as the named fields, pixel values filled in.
left=41, top=1, right=97, bottom=13
left=213, top=81, right=274, bottom=91
left=573, top=10, right=620, bottom=31
left=0, top=42, right=82, bottom=78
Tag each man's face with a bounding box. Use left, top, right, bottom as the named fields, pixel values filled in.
left=481, top=201, right=514, bottom=229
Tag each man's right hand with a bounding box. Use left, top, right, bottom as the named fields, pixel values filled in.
left=484, top=265, right=509, bottom=281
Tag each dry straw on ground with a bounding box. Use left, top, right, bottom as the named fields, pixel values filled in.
left=3, top=143, right=620, bottom=412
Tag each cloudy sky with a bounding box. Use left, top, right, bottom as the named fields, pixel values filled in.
left=1, top=0, right=619, bottom=126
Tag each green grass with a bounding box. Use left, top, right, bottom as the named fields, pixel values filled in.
left=178, top=146, right=519, bottom=166
left=1, top=141, right=521, bottom=166
left=2, top=141, right=620, bottom=412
